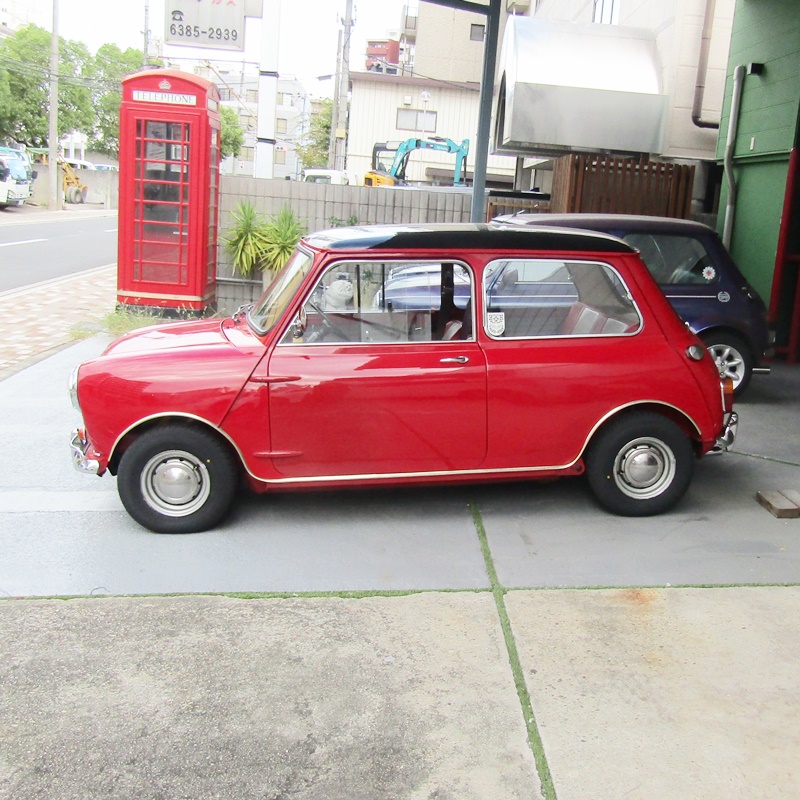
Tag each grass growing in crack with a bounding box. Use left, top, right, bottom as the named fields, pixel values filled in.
left=470, top=500, right=557, bottom=800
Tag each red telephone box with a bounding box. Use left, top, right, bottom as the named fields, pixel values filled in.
left=118, top=70, right=220, bottom=311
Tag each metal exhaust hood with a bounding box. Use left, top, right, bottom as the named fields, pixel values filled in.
left=494, top=17, right=668, bottom=157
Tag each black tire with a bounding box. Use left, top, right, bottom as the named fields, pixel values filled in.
left=117, top=425, right=238, bottom=533
left=700, top=331, right=753, bottom=397
left=586, top=412, right=694, bottom=516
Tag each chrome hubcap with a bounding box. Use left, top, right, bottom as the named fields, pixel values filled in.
left=614, top=437, right=676, bottom=499
left=141, top=450, right=210, bottom=517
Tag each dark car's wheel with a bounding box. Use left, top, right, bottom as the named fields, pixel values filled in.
left=586, top=413, right=694, bottom=516
left=700, top=331, right=752, bottom=396
left=117, top=425, right=238, bottom=533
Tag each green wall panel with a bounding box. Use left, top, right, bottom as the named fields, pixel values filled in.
left=718, top=158, right=788, bottom=303
left=716, top=0, right=800, bottom=160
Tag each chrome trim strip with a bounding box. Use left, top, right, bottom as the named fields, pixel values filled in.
left=109, top=412, right=249, bottom=468
left=260, top=460, right=583, bottom=485
left=110, top=401, right=704, bottom=486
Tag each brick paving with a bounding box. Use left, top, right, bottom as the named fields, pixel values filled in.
left=0, top=265, right=117, bottom=379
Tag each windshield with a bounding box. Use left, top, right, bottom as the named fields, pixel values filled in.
left=3, top=160, right=27, bottom=181
left=248, top=247, right=314, bottom=334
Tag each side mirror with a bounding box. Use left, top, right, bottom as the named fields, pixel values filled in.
left=31, top=170, right=38, bottom=180
left=0, top=167, right=9, bottom=182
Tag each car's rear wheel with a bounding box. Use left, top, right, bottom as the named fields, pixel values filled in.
left=117, top=425, right=238, bottom=533
left=700, top=331, right=752, bottom=396
left=586, top=413, right=694, bottom=516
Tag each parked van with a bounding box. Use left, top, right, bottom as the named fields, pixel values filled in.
left=63, top=158, right=96, bottom=171
left=0, top=157, right=33, bottom=208
left=302, top=168, right=349, bottom=185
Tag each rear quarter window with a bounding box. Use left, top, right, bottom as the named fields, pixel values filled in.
left=624, top=233, right=719, bottom=286
left=483, top=259, right=641, bottom=338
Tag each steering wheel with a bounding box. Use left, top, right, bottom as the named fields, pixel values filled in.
left=306, top=300, right=355, bottom=342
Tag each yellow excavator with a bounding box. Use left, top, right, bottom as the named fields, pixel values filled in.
left=39, top=154, right=88, bottom=203
left=363, top=136, right=470, bottom=187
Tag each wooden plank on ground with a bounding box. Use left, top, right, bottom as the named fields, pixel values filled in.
left=756, top=490, right=800, bottom=518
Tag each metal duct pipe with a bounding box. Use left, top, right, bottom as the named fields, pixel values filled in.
left=692, top=0, right=719, bottom=128
left=722, top=64, right=746, bottom=248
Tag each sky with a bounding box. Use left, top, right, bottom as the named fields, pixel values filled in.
left=20, top=0, right=407, bottom=96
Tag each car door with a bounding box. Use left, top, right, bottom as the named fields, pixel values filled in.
left=265, top=259, right=488, bottom=479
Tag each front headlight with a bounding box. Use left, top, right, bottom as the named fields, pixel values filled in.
left=68, top=365, right=81, bottom=411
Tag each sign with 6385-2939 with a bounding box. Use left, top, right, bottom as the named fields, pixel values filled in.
left=165, top=0, right=246, bottom=52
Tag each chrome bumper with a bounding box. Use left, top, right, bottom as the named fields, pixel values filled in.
left=70, top=430, right=100, bottom=474
left=712, top=411, right=738, bottom=453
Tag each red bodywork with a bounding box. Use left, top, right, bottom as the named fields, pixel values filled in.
left=74, top=228, right=728, bottom=495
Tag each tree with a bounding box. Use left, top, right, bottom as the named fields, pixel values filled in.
left=295, top=97, right=332, bottom=170
left=90, top=44, right=146, bottom=156
left=220, top=105, right=244, bottom=160
left=0, top=25, right=94, bottom=146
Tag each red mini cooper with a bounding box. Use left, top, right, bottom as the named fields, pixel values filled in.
left=70, top=224, right=737, bottom=533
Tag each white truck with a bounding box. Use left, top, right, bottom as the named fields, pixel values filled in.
left=302, top=168, right=349, bottom=185
left=0, top=156, right=33, bottom=208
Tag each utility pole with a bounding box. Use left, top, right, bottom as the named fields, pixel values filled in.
left=143, top=0, right=150, bottom=68
left=328, top=0, right=352, bottom=172
left=48, top=0, right=60, bottom=210
left=254, top=0, right=280, bottom=178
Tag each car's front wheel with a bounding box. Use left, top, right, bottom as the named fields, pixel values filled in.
left=701, top=331, right=752, bottom=396
left=586, top=413, right=694, bottom=516
left=117, top=425, right=238, bottom=533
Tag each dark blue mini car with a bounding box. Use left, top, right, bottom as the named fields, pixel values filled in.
left=492, top=213, right=771, bottom=395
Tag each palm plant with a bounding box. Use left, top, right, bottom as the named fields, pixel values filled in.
left=224, top=201, right=305, bottom=280
left=261, top=205, right=306, bottom=273
left=224, top=200, right=271, bottom=278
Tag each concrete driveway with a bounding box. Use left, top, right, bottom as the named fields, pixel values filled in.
left=1, top=336, right=799, bottom=799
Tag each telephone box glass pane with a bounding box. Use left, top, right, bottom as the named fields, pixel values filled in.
left=133, top=119, right=192, bottom=285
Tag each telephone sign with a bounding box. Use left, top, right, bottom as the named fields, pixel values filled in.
left=165, top=0, right=245, bottom=52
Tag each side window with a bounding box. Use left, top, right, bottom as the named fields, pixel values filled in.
left=281, top=260, right=474, bottom=345
left=624, top=233, right=718, bottom=285
left=483, top=259, right=640, bottom=338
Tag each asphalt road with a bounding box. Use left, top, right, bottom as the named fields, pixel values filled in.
left=0, top=206, right=117, bottom=291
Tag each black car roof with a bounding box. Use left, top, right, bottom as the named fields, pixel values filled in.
left=303, top=223, right=635, bottom=254
left=494, top=213, right=716, bottom=236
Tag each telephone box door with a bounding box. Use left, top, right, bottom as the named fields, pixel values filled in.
left=118, top=70, right=220, bottom=311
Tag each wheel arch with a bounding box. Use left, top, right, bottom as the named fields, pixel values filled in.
left=107, top=413, right=245, bottom=476
left=694, top=324, right=754, bottom=356
left=582, top=402, right=704, bottom=458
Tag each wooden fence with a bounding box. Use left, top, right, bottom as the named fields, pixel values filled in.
left=550, top=154, right=695, bottom=218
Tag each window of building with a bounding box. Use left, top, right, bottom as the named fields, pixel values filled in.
left=245, top=89, right=258, bottom=103
left=396, top=108, right=437, bottom=133
left=218, top=88, right=232, bottom=101
left=239, top=146, right=254, bottom=162
left=274, top=148, right=286, bottom=165
left=593, top=0, right=619, bottom=24
left=470, top=24, right=485, bottom=41
left=276, top=118, right=288, bottom=134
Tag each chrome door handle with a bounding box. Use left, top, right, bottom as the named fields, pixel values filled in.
left=440, top=356, right=469, bottom=364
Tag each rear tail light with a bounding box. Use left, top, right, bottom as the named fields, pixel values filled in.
left=721, top=377, right=735, bottom=413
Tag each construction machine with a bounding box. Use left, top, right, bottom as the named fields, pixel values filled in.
left=364, top=136, right=469, bottom=187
